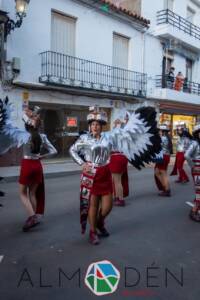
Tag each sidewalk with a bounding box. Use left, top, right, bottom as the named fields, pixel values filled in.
left=0, top=159, right=82, bottom=182
left=0, top=156, right=177, bottom=182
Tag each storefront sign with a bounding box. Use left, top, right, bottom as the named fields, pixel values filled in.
left=67, top=117, right=78, bottom=127
left=22, top=92, right=29, bottom=110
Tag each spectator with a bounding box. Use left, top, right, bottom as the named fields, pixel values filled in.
left=166, top=67, right=175, bottom=89
left=174, top=72, right=184, bottom=91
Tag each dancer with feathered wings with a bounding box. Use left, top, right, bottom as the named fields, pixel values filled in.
left=0, top=97, right=57, bottom=231
left=70, top=105, right=162, bottom=245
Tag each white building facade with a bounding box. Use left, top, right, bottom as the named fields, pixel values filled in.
left=0, top=0, right=152, bottom=164
left=142, top=0, right=200, bottom=134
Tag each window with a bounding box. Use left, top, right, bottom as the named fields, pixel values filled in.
left=51, top=11, right=76, bottom=56
left=112, top=33, right=129, bottom=89
left=164, top=0, right=174, bottom=11
left=163, top=50, right=174, bottom=73
left=113, top=33, right=129, bottom=69
left=186, top=58, right=193, bottom=81
left=186, top=7, right=195, bottom=23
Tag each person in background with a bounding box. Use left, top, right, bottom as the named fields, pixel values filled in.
left=166, top=66, right=175, bottom=89
left=109, top=114, right=129, bottom=207
left=171, top=123, right=192, bottom=183
left=0, top=177, right=5, bottom=207
left=185, top=123, right=200, bottom=222
left=174, top=72, right=184, bottom=91
left=154, top=124, right=172, bottom=197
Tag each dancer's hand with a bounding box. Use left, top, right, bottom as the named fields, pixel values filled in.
left=114, top=119, right=122, bottom=127
left=82, top=163, right=92, bottom=173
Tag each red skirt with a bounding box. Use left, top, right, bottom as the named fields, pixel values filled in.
left=19, top=159, right=45, bottom=215
left=19, top=159, right=43, bottom=185
left=155, top=154, right=170, bottom=171
left=109, top=152, right=128, bottom=173
left=80, top=164, right=112, bottom=233
left=91, top=164, right=113, bottom=196
left=109, top=152, right=129, bottom=198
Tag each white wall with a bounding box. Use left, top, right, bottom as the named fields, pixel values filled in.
left=187, top=0, right=200, bottom=26
left=142, top=0, right=163, bottom=29
left=142, top=0, right=200, bottom=91
left=3, top=0, right=145, bottom=86
left=2, top=0, right=200, bottom=111
left=173, top=54, right=186, bottom=75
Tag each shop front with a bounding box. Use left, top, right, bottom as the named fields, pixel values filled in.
left=159, top=101, right=199, bottom=153
left=34, top=103, right=111, bottom=158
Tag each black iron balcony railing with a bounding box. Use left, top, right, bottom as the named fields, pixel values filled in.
left=39, top=51, right=147, bottom=97
left=157, top=9, right=200, bottom=40
left=156, top=75, right=200, bottom=95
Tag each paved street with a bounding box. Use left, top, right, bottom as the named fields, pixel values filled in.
left=0, top=166, right=200, bottom=300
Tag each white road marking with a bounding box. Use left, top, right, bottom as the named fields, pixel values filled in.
left=186, top=201, right=194, bottom=208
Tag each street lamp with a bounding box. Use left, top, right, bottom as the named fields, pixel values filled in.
left=15, top=0, right=30, bottom=18
left=0, top=0, right=30, bottom=39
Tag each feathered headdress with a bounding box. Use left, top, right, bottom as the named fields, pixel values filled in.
left=87, top=106, right=108, bottom=125
left=158, top=124, right=170, bottom=131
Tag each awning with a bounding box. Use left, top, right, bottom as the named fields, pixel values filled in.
left=159, top=101, right=200, bottom=115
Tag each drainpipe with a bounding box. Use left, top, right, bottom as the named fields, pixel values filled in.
left=141, top=31, right=146, bottom=74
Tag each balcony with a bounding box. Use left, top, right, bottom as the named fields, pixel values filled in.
left=155, top=9, right=200, bottom=52
left=148, top=74, right=200, bottom=105
left=39, top=51, right=147, bottom=98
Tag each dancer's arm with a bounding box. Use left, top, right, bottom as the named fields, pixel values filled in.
left=39, top=134, right=57, bottom=159
left=185, top=141, right=196, bottom=168
left=69, top=135, right=86, bottom=166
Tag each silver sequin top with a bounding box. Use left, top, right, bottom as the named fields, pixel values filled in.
left=23, top=134, right=57, bottom=159
left=161, top=136, right=171, bottom=155
left=185, top=141, right=200, bottom=168
left=69, top=133, right=112, bottom=166
left=176, top=136, right=191, bottom=152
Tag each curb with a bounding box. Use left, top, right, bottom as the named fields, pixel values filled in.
left=2, top=170, right=82, bottom=183
left=1, top=158, right=177, bottom=183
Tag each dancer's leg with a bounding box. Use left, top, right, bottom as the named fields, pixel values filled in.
left=112, top=173, right=123, bottom=199
left=88, top=195, right=99, bottom=232
left=160, top=170, right=170, bottom=191
left=19, top=184, right=35, bottom=216
left=101, top=193, right=113, bottom=218
left=29, top=183, right=39, bottom=213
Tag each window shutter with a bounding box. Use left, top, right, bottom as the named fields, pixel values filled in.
left=51, top=12, right=76, bottom=56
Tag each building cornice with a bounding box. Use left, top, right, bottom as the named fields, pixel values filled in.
left=190, top=0, right=200, bottom=8
left=12, top=81, right=145, bottom=103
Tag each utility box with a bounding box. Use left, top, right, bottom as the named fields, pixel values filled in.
left=12, top=57, right=20, bottom=73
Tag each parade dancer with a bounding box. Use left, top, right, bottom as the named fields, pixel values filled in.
left=0, top=177, right=5, bottom=207
left=185, top=124, right=200, bottom=222
left=110, top=114, right=129, bottom=207
left=70, top=106, right=161, bottom=245
left=154, top=124, right=172, bottom=197
left=0, top=97, right=57, bottom=231
left=171, top=123, right=192, bottom=183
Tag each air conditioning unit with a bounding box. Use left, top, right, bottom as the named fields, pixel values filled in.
left=12, top=57, right=20, bottom=73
